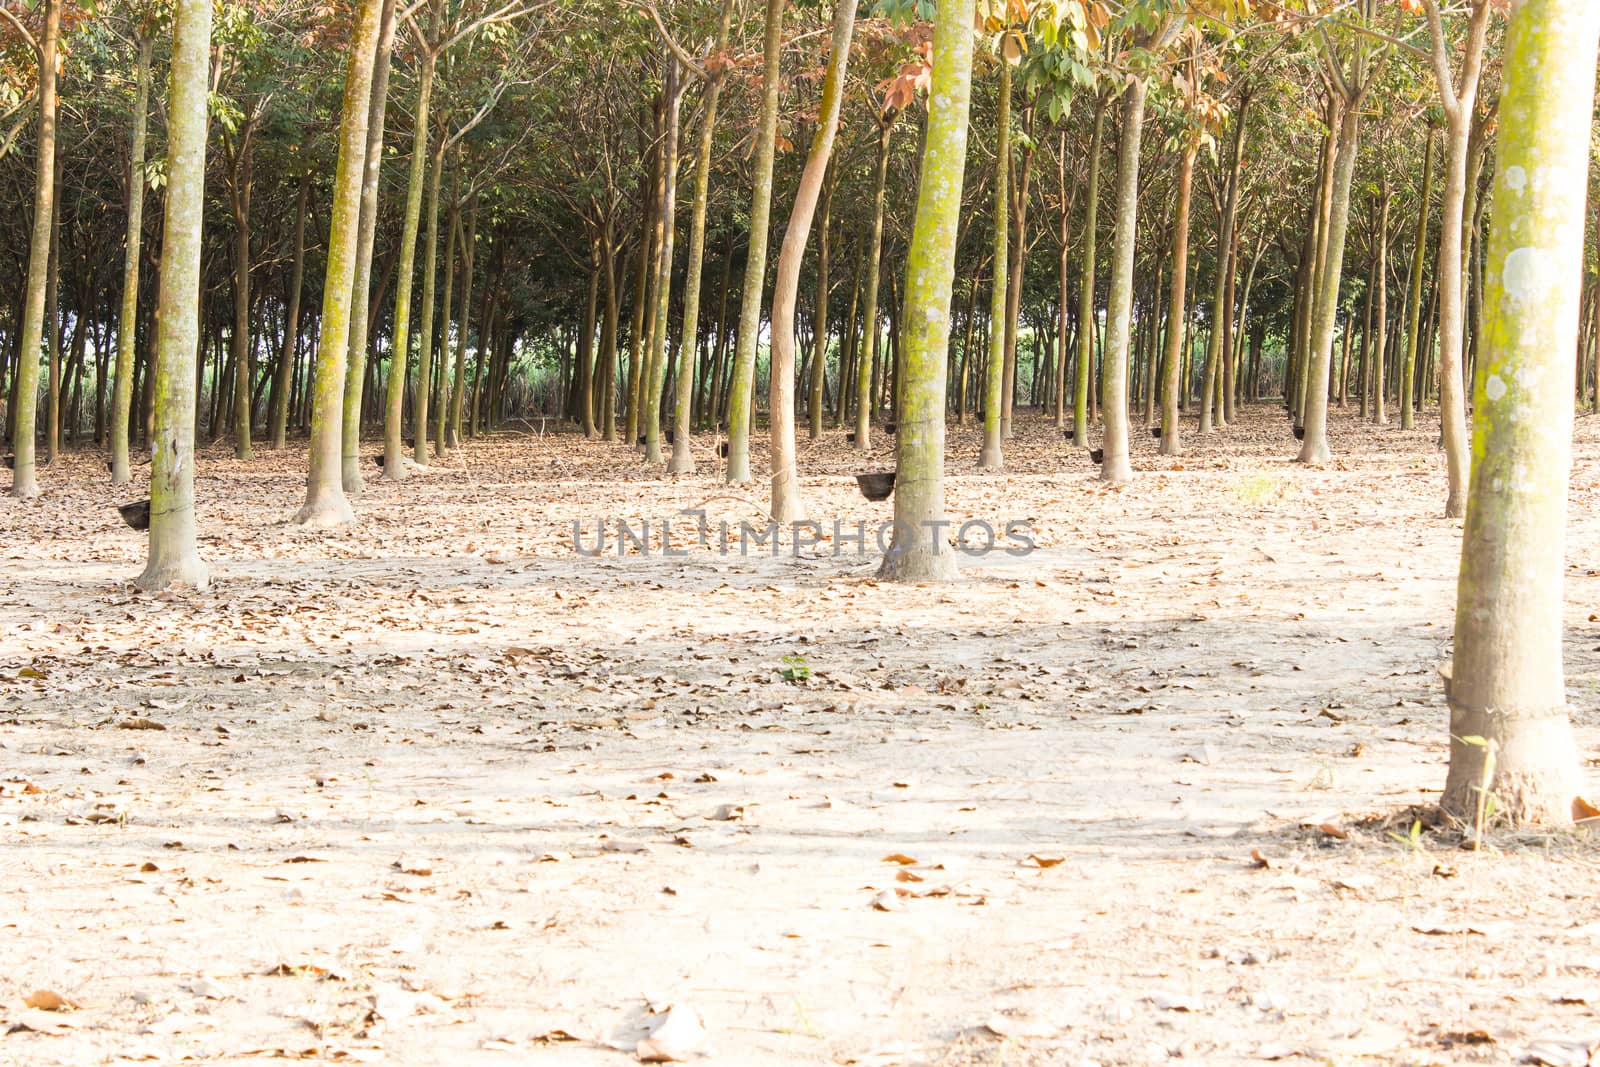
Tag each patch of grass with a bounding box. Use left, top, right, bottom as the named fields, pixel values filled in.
left=1233, top=474, right=1284, bottom=506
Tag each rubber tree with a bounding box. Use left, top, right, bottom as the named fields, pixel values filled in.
left=341, top=0, right=399, bottom=492
left=643, top=55, right=682, bottom=467
left=110, top=28, right=153, bottom=485
left=270, top=174, right=309, bottom=449
left=658, top=0, right=736, bottom=474
left=976, top=50, right=1011, bottom=470
left=854, top=108, right=899, bottom=452
left=768, top=0, right=858, bottom=523
left=1072, top=91, right=1105, bottom=447
left=1159, top=135, right=1196, bottom=455
left=878, top=0, right=974, bottom=583
left=1296, top=7, right=1381, bottom=466
left=1399, top=126, right=1435, bottom=428
left=1097, top=72, right=1148, bottom=482
left=294, top=0, right=384, bottom=526
left=383, top=4, right=442, bottom=481
left=136, top=0, right=211, bottom=590
left=1442, top=0, right=1599, bottom=828
left=8, top=0, right=62, bottom=500
left=1421, top=0, right=1492, bottom=518
left=723, top=0, right=785, bottom=484
left=222, top=105, right=265, bottom=461
left=1199, top=84, right=1249, bottom=435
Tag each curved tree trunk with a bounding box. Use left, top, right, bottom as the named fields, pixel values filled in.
left=137, top=0, right=211, bottom=588
left=768, top=0, right=857, bottom=523
left=111, top=32, right=152, bottom=485
left=1443, top=0, right=1598, bottom=827
left=294, top=0, right=384, bottom=526
left=228, top=144, right=255, bottom=460
left=723, top=0, right=787, bottom=484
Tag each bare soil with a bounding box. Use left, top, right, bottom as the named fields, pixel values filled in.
left=3, top=406, right=1599, bottom=1067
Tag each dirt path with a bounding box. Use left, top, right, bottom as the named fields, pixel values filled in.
left=3, top=407, right=1599, bottom=1066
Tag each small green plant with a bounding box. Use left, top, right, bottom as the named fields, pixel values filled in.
left=780, top=654, right=811, bottom=683
left=1387, top=818, right=1427, bottom=855
left=1233, top=474, right=1281, bottom=506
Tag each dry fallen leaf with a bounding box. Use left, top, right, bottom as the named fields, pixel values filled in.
left=23, top=989, right=72, bottom=1012
left=1020, top=854, right=1065, bottom=869
left=1573, top=796, right=1600, bottom=824
left=881, top=853, right=918, bottom=866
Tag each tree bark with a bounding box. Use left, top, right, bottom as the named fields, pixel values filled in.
left=295, top=0, right=384, bottom=526
left=768, top=0, right=857, bottom=523
left=724, top=0, right=787, bottom=483
left=878, top=0, right=973, bottom=583
left=137, top=0, right=211, bottom=588
left=1098, top=77, right=1148, bottom=484
left=1443, top=0, right=1598, bottom=827
left=111, top=32, right=152, bottom=484
left=1160, top=142, right=1197, bottom=455
left=1073, top=94, right=1105, bottom=447
left=383, top=28, right=437, bottom=481
left=977, top=58, right=1010, bottom=470
left=341, top=0, right=397, bottom=490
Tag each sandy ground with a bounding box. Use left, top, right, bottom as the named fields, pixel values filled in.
left=2, top=405, right=1599, bottom=1067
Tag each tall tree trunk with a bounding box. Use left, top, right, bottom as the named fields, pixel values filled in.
left=1443, top=0, right=1597, bottom=827
left=111, top=32, right=152, bottom=484
left=228, top=142, right=255, bottom=459
left=599, top=231, right=620, bottom=440
left=433, top=179, right=459, bottom=456
left=977, top=57, right=1011, bottom=469
left=768, top=0, right=857, bottom=522
left=1424, top=0, right=1491, bottom=518
left=294, top=0, right=383, bottom=526
left=272, top=174, right=310, bottom=449
left=137, top=0, right=211, bottom=588
left=1201, top=90, right=1250, bottom=433
left=724, top=0, right=787, bottom=483
left=412, top=131, right=446, bottom=467
left=578, top=240, right=600, bottom=439
left=807, top=165, right=834, bottom=441
left=9, top=0, right=59, bottom=497
left=878, top=0, right=973, bottom=583
left=341, top=0, right=397, bottom=490
left=1097, top=76, right=1148, bottom=483
left=449, top=192, right=476, bottom=447
left=1160, top=141, right=1197, bottom=455
left=1001, top=102, right=1033, bottom=441
left=1401, top=127, right=1435, bottom=429
left=383, top=33, right=436, bottom=480
left=855, top=115, right=895, bottom=451
left=667, top=0, right=734, bottom=471
left=1073, top=94, right=1105, bottom=447
left=1297, top=89, right=1362, bottom=465
left=644, top=58, right=682, bottom=466
left=1372, top=181, right=1391, bottom=425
